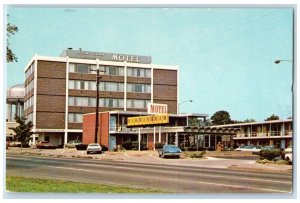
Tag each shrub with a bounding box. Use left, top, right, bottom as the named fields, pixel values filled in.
left=121, top=141, right=132, bottom=150
left=256, top=159, right=273, bottom=164
left=276, top=160, right=289, bottom=165
left=100, top=145, right=108, bottom=151
left=184, top=151, right=205, bottom=158
left=132, top=141, right=147, bottom=150
left=186, top=147, right=197, bottom=151
left=155, top=142, right=164, bottom=149
left=259, top=149, right=282, bottom=161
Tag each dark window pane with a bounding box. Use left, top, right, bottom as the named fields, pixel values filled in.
left=76, top=64, right=90, bottom=73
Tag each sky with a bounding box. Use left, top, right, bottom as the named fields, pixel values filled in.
left=4, top=6, right=294, bottom=122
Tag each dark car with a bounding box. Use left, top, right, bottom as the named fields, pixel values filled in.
left=158, top=145, right=182, bottom=159
left=36, top=141, right=54, bottom=149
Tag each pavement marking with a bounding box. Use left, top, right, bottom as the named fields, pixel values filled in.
left=123, top=152, right=130, bottom=157
left=44, top=165, right=290, bottom=193
left=60, top=150, right=65, bottom=154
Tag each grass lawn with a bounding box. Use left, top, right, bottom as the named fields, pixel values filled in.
left=6, top=176, right=164, bottom=193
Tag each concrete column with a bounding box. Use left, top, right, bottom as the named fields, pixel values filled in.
left=158, top=126, right=161, bottom=142
left=138, top=128, right=141, bottom=151
left=153, top=126, right=156, bottom=151
left=281, top=123, right=285, bottom=136
left=166, top=133, right=168, bottom=144
left=269, top=140, right=274, bottom=146
left=208, top=135, right=211, bottom=147
left=32, top=134, right=36, bottom=145
left=175, top=132, right=178, bottom=146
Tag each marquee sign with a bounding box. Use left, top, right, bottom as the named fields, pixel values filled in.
left=127, top=114, right=169, bottom=127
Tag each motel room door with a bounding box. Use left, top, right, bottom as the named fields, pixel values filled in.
left=109, top=135, right=116, bottom=151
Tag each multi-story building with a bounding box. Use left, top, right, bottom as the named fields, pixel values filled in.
left=212, top=119, right=293, bottom=149
left=24, top=49, right=178, bottom=147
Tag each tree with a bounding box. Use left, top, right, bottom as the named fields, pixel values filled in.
left=9, top=115, right=33, bottom=145
left=210, top=110, right=232, bottom=125
left=265, top=114, right=280, bottom=121
left=188, top=118, right=211, bottom=127
left=244, top=118, right=256, bottom=123
left=7, top=16, right=18, bottom=63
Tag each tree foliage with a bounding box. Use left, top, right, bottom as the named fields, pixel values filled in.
left=9, top=115, right=33, bottom=144
left=7, top=18, right=18, bottom=63
left=211, top=110, right=232, bottom=125
left=265, top=114, right=279, bottom=121
left=244, top=118, right=256, bottom=123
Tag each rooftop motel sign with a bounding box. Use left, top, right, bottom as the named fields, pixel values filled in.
left=147, top=103, right=168, bottom=114
left=112, top=54, right=140, bottom=63
left=127, top=114, right=169, bottom=127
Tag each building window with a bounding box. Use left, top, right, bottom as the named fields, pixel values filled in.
left=69, top=80, right=97, bottom=91
left=68, top=113, right=83, bottom=123
left=127, top=83, right=151, bottom=93
left=99, top=98, right=124, bottom=108
left=127, top=67, right=150, bottom=78
left=100, top=82, right=124, bottom=92
left=101, top=65, right=124, bottom=76
left=69, top=63, right=96, bottom=73
left=68, top=96, right=96, bottom=107
left=126, top=99, right=150, bottom=109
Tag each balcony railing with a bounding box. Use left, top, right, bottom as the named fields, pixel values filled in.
left=235, top=130, right=292, bottom=138
left=109, top=125, right=137, bottom=133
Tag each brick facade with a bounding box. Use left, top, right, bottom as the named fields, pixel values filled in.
left=82, top=112, right=109, bottom=147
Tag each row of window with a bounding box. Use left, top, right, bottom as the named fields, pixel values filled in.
left=69, top=63, right=151, bottom=78
left=68, top=96, right=150, bottom=109
left=25, top=62, right=35, bottom=79
left=24, top=96, right=34, bottom=110
left=69, top=80, right=151, bottom=93
left=25, top=79, right=34, bottom=95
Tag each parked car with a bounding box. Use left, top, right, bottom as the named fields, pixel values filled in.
left=65, top=140, right=81, bottom=148
left=158, top=145, right=182, bottom=159
left=235, top=145, right=261, bottom=153
left=86, top=143, right=102, bottom=154
left=9, top=141, right=22, bottom=147
left=36, top=141, right=54, bottom=149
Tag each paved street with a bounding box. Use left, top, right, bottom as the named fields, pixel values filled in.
left=6, top=154, right=292, bottom=194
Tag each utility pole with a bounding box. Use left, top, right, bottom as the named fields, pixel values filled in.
left=90, top=67, right=105, bottom=144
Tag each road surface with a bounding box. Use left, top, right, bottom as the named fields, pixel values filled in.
left=6, top=154, right=293, bottom=194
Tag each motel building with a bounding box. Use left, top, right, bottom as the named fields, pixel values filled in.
left=82, top=105, right=241, bottom=151
left=23, top=49, right=180, bottom=147
left=211, top=119, right=293, bottom=149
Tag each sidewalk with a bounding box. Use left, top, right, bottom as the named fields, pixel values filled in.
left=6, top=147, right=292, bottom=173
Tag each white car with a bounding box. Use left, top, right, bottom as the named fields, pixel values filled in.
left=86, top=143, right=102, bottom=154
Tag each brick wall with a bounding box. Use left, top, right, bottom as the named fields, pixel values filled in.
left=35, top=60, right=66, bottom=129
left=36, top=112, right=65, bottom=129
left=82, top=112, right=109, bottom=147
left=153, top=69, right=177, bottom=114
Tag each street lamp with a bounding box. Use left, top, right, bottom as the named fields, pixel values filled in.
left=274, top=59, right=293, bottom=64
left=178, top=99, right=193, bottom=114
left=274, top=59, right=293, bottom=92
left=90, top=67, right=105, bottom=144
